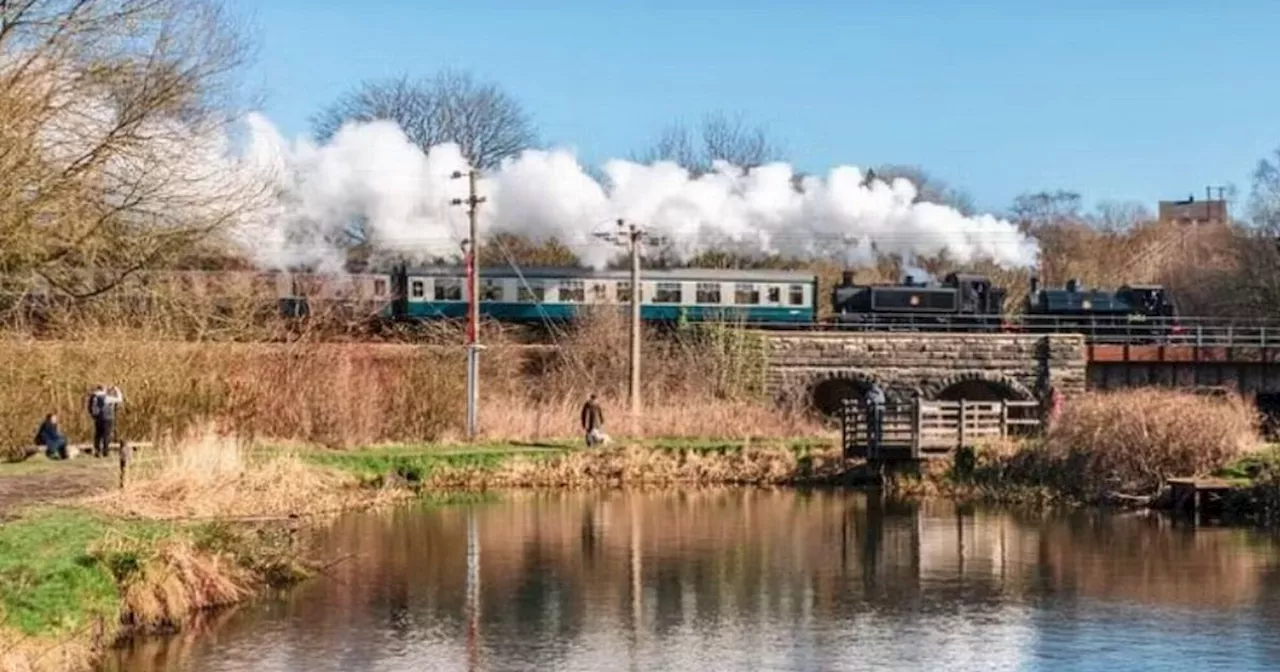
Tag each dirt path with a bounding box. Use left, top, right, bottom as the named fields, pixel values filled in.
left=0, top=458, right=115, bottom=519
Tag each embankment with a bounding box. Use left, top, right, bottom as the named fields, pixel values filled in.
left=0, top=430, right=405, bottom=672
left=0, top=314, right=814, bottom=456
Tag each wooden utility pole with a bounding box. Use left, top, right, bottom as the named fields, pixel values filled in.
left=452, top=170, right=486, bottom=441
left=594, top=219, right=660, bottom=418
left=627, top=220, right=642, bottom=416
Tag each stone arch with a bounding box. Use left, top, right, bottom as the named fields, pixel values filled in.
left=809, top=371, right=881, bottom=417
left=925, top=371, right=1035, bottom=402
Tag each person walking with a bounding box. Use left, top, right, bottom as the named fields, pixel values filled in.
left=87, top=385, right=106, bottom=457
left=35, top=413, right=68, bottom=460
left=581, top=394, right=605, bottom=447
left=864, top=382, right=886, bottom=453
left=100, top=385, right=124, bottom=455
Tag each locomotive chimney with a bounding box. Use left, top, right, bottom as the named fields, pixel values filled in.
left=841, top=270, right=854, bottom=286
left=1066, top=278, right=1079, bottom=292
left=1029, top=275, right=1039, bottom=294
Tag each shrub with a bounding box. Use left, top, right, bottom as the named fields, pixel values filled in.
left=996, top=390, right=1260, bottom=499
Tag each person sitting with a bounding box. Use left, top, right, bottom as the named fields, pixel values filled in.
left=35, top=413, right=68, bottom=460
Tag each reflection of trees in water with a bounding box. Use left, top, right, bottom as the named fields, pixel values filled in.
left=113, top=491, right=1280, bottom=671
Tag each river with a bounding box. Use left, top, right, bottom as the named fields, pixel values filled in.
left=106, top=490, right=1280, bottom=671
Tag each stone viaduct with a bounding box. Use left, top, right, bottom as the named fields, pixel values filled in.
left=758, top=331, right=1088, bottom=414
left=757, top=330, right=1280, bottom=415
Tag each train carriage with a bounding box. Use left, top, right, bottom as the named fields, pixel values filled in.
left=392, top=265, right=818, bottom=325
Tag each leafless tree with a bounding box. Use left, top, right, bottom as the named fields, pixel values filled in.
left=872, top=164, right=976, bottom=215
left=633, top=111, right=782, bottom=176
left=310, top=69, right=538, bottom=172
left=1010, top=190, right=1084, bottom=228
left=1087, top=200, right=1151, bottom=231
left=0, top=0, right=268, bottom=300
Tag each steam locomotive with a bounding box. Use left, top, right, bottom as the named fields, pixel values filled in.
left=829, top=271, right=1180, bottom=337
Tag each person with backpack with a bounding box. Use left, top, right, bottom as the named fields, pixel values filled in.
left=87, top=384, right=115, bottom=457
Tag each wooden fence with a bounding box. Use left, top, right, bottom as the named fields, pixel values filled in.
left=841, top=398, right=1041, bottom=460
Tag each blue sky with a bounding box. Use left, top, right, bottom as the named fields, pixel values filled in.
left=230, top=0, right=1280, bottom=215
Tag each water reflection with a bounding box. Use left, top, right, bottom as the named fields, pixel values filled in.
left=107, top=490, right=1280, bottom=672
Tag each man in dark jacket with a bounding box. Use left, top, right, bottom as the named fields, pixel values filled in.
left=88, top=385, right=105, bottom=457
left=36, top=413, right=68, bottom=460
left=581, top=394, right=604, bottom=447
left=90, top=385, right=123, bottom=457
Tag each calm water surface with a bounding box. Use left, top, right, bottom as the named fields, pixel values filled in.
left=107, top=491, right=1280, bottom=671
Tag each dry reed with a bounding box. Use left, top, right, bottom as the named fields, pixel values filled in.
left=82, top=427, right=402, bottom=520
left=965, top=389, right=1260, bottom=500
left=0, top=309, right=820, bottom=453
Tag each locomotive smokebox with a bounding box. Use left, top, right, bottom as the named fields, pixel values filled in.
left=841, top=271, right=855, bottom=286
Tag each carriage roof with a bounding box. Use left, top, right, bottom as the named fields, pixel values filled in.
left=400, top=266, right=816, bottom=283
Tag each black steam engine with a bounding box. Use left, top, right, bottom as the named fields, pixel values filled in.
left=829, top=271, right=1179, bottom=338
left=1022, top=276, right=1179, bottom=339
left=830, top=271, right=1006, bottom=330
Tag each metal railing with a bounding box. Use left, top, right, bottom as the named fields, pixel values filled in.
left=737, top=314, right=1280, bottom=347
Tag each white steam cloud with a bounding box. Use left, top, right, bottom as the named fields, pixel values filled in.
left=234, top=113, right=1039, bottom=271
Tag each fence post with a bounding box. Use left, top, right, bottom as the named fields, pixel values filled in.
left=958, top=399, right=967, bottom=451
left=999, top=400, right=1008, bottom=437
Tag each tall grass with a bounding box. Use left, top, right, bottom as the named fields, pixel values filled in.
left=959, top=389, right=1260, bottom=501
left=0, top=310, right=819, bottom=453
left=82, top=427, right=401, bottom=520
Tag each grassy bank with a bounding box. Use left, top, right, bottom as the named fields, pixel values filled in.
left=307, top=438, right=852, bottom=490
left=0, top=429, right=405, bottom=672
left=0, top=508, right=312, bottom=672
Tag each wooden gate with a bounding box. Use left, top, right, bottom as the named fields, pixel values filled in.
left=842, top=398, right=1040, bottom=460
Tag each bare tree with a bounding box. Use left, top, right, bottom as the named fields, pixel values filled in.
left=310, top=69, right=538, bottom=172
left=1088, top=200, right=1151, bottom=231
left=1010, top=190, right=1084, bottom=227
left=0, top=0, right=268, bottom=299
left=634, top=111, right=782, bottom=176
left=872, top=164, right=976, bottom=215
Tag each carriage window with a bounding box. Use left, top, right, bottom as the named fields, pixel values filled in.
left=591, top=283, right=609, bottom=301
left=518, top=282, right=546, bottom=303
left=767, top=286, right=781, bottom=303
left=617, top=281, right=643, bottom=302
left=788, top=284, right=804, bottom=306
left=558, top=280, right=585, bottom=303
left=373, top=279, right=388, bottom=297
left=410, top=280, right=424, bottom=299
left=434, top=278, right=463, bottom=301
left=734, top=283, right=759, bottom=305
left=481, top=279, right=502, bottom=301
left=695, top=282, right=721, bottom=304
left=655, top=282, right=682, bottom=304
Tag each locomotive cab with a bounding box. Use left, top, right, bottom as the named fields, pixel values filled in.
left=945, top=273, right=1005, bottom=315
left=1116, top=284, right=1177, bottom=319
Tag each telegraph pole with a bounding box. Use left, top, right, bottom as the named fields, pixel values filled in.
left=595, top=219, right=661, bottom=418
left=452, top=170, right=486, bottom=441
left=628, top=221, right=642, bottom=416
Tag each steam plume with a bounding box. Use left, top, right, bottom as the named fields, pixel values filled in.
left=234, top=114, right=1039, bottom=271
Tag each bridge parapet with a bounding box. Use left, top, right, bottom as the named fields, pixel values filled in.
left=755, top=331, right=1087, bottom=412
